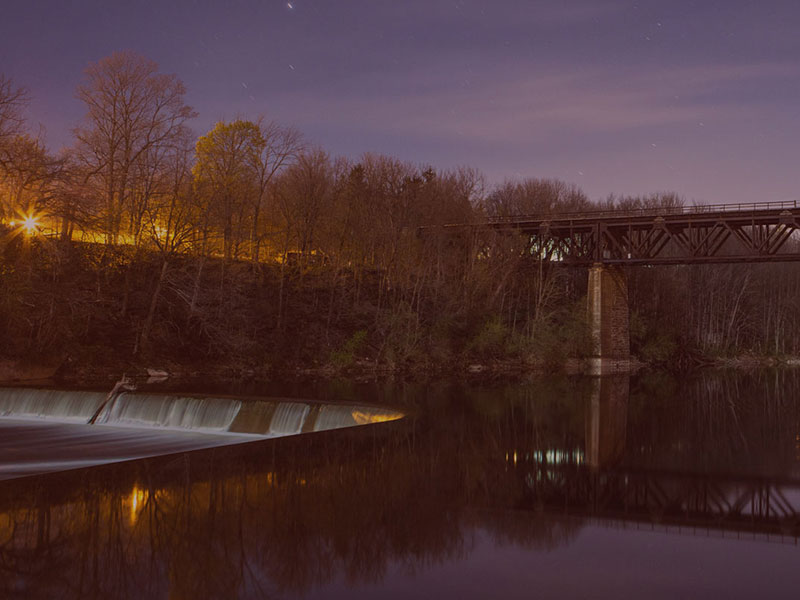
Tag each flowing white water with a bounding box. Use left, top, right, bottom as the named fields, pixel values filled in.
left=100, top=393, right=242, bottom=432
left=269, top=402, right=311, bottom=434
left=0, top=388, right=403, bottom=437
left=0, top=388, right=106, bottom=422
left=314, top=405, right=361, bottom=431
left=0, top=388, right=244, bottom=432
left=0, top=387, right=404, bottom=480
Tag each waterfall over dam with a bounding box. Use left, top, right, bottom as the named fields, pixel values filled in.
left=0, top=387, right=403, bottom=436
left=0, top=387, right=404, bottom=480
left=0, top=388, right=107, bottom=423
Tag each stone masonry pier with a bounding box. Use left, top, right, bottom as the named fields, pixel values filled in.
left=587, top=264, right=630, bottom=374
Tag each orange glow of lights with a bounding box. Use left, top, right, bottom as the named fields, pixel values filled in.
left=351, top=409, right=404, bottom=425
left=12, top=213, right=40, bottom=235
left=129, top=486, right=147, bottom=524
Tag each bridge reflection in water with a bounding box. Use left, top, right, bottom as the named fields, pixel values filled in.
left=0, top=372, right=799, bottom=598
left=518, top=376, right=800, bottom=541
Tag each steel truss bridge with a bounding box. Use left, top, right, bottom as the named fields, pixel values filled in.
left=520, top=462, right=800, bottom=540
left=472, top=200, right=800, bottom=266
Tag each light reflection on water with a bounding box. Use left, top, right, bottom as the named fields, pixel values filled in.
left=0, top=370, right=799, bottom=599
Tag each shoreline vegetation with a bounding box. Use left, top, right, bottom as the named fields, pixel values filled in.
left=3, top=52, right=800, bottom=383
left=1, top=352, right=800, bottom=387
left=1, top=237, right=799, bottom=387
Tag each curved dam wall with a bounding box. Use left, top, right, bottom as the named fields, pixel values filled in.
left=0, top=388, right=403, bottom=437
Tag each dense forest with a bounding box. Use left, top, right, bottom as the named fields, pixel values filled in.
left=1, top=51, right=799, bottom=379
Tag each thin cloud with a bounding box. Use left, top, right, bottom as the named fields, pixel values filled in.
left=271, top=61, right=799, bottom=144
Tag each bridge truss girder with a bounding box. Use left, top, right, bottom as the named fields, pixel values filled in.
left=522, top=464, right=800, bottom=538
left=488, top=205, right=800, bottom=266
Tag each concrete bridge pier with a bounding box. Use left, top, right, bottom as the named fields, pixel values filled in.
left=585, top=375, right=629, bottom=469
left=587, top=264, right=630, bottom=375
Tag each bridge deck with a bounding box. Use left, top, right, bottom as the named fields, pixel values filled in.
left=435, top=200, right=800, bottom=265
left=486, top=199, right=800, bottom=227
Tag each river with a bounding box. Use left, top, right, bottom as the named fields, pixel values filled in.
left=0, top=369, right=798, bottom=598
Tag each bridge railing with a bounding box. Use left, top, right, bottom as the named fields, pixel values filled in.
left=486, top=199, right=800, bottom=225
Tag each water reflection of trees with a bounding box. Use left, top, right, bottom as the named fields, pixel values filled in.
left=0, top=394, right=584, bottom=599
left=627, top=369, right=800, bottom=475
left=1, top=370, right=798, bottom=598
left=478, top=510, right=583, bottom=552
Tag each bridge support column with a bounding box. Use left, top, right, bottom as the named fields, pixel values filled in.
left=586, top=375, right=629, bottom=469
left=587, top=264, right=630, bottom=374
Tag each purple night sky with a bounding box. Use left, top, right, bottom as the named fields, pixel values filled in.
left=2, top=0, right=799, bottom=204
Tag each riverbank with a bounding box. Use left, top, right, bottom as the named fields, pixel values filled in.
left=3, top=240, right=800, bottom=386
left=0, top=355, right=589, bottom=385
left=1, top=352, right=798, bottom=388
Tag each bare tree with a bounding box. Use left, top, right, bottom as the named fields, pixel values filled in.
left=484, top=178, right=590, bottom=218
left=0, top=133, right=61, bottom=225
left=273, top=148, right=333, bottom=260
left=47, top=151, right=97, bottom=242
left=248, top=118, right=303, bottom=263
left=74, top=51, right=196, bottom=244
left=0, top=74, right=28, bottom=167
left=135, top=134, right=198, bottom=353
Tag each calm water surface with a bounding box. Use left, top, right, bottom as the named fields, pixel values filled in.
left=0, top=370, right=799, bottom=599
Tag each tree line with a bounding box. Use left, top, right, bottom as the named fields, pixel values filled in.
left=1, top=51, right=799, bottom=374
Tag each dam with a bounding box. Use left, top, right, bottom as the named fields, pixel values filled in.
left=0, top=387, right=404, bottom=479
